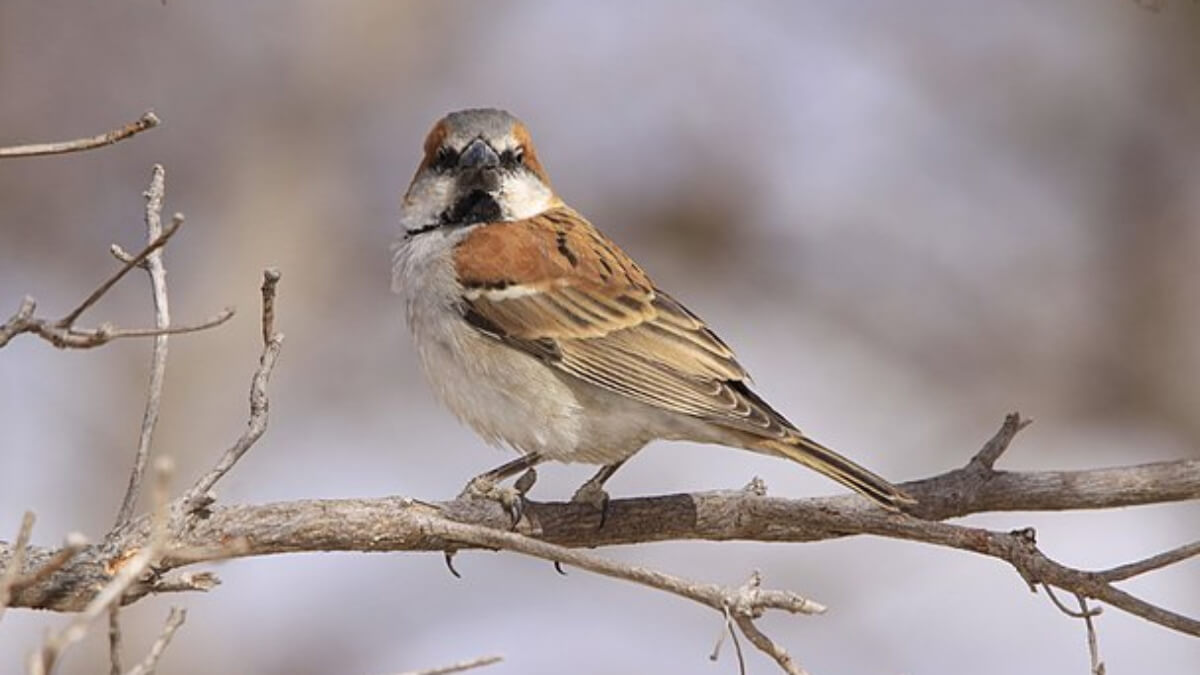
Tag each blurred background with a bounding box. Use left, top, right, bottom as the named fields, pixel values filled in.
left=2, top=1, right=1198, bottom=673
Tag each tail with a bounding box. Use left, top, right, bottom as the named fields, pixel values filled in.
left=760, top=436, right=915, bottom=511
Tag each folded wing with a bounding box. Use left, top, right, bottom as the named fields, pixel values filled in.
left=454, top=207, right=796, bottom=440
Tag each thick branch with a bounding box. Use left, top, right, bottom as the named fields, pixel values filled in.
left=3, top=447, right=1196, bottom=633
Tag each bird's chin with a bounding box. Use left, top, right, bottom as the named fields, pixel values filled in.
left=445, top=189, right=502, bottom=225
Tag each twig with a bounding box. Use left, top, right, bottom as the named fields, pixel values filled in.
left=184, top=269, right=284, bottom=512
left=1043, top=583, right=1100, bottom=619
left=113, top=164, right=174, bottom=532
left=27, top=458, right=174, bottom=675
left=58, top=214, right=182, bottom=329
left=393, top=654, right=503, bottom=675
left=1095, top=541, right=1200, bottom=582
left=0, top=511, right=36, bottom=620
left=733, top=615, right=808, bottom=675
left=0, top=299, right=234, bottom=350
left=0, top=111, right=159, bottom=159
left=427, top=515, right=824, bottom=617
left=124, top=607, right=187, bottom=675
left=109, top=605, right=124, bottom=675
left=968, top=411, right=1032, bottom=471
left=710, top=604, right=746, bottom=675
left=421, top=516, right=823, bottom=670
left=1077, top=595, right=1105, bottom=675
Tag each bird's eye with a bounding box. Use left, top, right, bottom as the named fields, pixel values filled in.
left=499, top=148, right=525, bottom=167
left=432, top=147, right=459, bottom=171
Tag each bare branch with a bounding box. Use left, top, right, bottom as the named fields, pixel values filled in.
left=0, top=299, right=234, bottom=350
left=1095, top=541, right=1200, bottom=582
left=109, top=605, right=124, bottom=675
left=392, top=655, right=503, bottom=675
left=58, top=214, right=182, bottom=329
left=184, top=269, right=284, bottom=512
left=968, top=411, right=1032, bottom=470
left=709, top=605, right=747, bottom=675
left=113, top=164, right=174, bottom=532
left=0, top=111, right=159, bottom=159
left=733, top=614, right=808, bottom=675
left=425, top=513, right=824, bottom=613
left=123, top=607, right=187, bottom=675
left=1078, top=595, right=1106, bottom=675
left=0, top=214, right=204, bottom=352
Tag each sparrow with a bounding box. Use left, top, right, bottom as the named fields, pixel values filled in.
left=393, top=108, right=913, bottom=520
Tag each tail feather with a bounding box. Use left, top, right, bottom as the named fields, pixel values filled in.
left=760, top=436, right=915, bottom=510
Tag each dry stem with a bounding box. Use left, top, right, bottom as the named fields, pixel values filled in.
left=0, top=112, right=159, bottom=159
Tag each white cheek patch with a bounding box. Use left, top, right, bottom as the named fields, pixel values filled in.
left=499, top=172, right=555, bottom=221
left=400, top=176, right=455, bottom=231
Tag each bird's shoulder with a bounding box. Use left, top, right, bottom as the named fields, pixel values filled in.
left=453, top=205, right=652, bottom=298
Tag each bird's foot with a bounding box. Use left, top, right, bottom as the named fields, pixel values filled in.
left=460, top=467, right=538, bottom=529
left=571, top=479, right=612, bottom=529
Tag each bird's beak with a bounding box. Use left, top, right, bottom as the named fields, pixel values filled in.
left=460, top=138, right=500, bottom=169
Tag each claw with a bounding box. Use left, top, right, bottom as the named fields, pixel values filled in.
left=459, top=476, right=528, bottom=528
left=505, top=489, right=526, bottom=530
left=571, top=480, right=611, bottom=529
left=554, top=561, right=568, bottom=576
left=444, top=550, right=462, bottom=578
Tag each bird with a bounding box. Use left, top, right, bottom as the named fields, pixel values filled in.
left=392, top=108, right=913, bottom=522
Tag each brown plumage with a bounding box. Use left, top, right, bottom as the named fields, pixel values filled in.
left=454, top=206, right=912, bottom=509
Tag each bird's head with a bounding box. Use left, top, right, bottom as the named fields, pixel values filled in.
left=401, top=108, right=559, bottom=234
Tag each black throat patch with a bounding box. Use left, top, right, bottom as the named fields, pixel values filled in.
left=443, top=189, right=502, bottom=226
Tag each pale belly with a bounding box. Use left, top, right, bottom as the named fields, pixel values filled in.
left=413, top=312, right=588, bottom=460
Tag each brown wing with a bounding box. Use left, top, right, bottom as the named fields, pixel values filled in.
left=454, top=207, right=797, bottom=440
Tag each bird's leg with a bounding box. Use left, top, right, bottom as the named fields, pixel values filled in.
left=461, top=453, right=543, bottom=527
left=571, top=459, right=627, bottom=528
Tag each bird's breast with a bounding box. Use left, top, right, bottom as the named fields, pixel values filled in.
left=394, top=228, right=586, bottom=459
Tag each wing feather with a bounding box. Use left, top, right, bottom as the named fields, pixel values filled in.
left=454, top=207, right=795, bottom=439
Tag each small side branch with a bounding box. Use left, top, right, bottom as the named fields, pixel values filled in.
left=394, top=655, right=503, bottom=675
left=184, top=269, right=284, bottom=512
left=421, top=514, right=822, bottom=670
left=0, top=112, right=159, bottom=159
left=0, top=212, right=234, bottom=352
left=113, top=164, right=174, bottom=532
left=58, top=214, right=182, bottom=329
left=1095, top=541, right=1200, bottom=582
